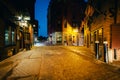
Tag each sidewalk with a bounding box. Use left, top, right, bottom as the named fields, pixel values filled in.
left=110, top=61, right=120, bottom=68
left=66, top=46, right=120, bottom=69
left=0, top=49, right=33, bottom=80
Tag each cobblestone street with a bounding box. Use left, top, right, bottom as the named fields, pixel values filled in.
left=0, top=46, right=120, bottom=80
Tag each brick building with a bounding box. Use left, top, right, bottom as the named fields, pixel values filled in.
left=47, top=0, right=86, bottom=45
left=83, top=0, right=120, bottom=63
left=0, top=0, right=36, bottom=60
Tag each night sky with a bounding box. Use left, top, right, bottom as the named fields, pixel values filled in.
left=35, top=0, right=50, bottom=37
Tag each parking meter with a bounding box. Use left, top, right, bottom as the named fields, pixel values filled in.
left=95, top=41, right=99, bottom=59
left=103, top=41, right=108, bottom=63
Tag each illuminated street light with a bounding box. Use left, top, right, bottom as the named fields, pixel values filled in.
left=18, top=16, right=22, bottom=20
left=33, top=24, right=36, bottom=27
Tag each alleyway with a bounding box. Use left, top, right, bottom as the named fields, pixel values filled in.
left=0, top=46, right=120, bottom=80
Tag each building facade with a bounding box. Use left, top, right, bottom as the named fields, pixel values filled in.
left=47, top=0, right=86, bottom=45
left=0, top=0, right=36, bottom=60
left=83, top=0, right=120, bottom=63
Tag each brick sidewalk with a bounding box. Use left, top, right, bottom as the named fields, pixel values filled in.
left=111, top=61, right=120, bottom=68
left=67, top=46, right=120, bottom=68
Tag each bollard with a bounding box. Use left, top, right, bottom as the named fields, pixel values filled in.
left=114, top=49, right=117, bottom=59
left=103, top=41, right=108, bottom=63
left=95, top=41, right=99, bottom=59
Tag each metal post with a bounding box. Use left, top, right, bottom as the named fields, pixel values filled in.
left=114, top=49, right=117, bottom=59
left=103, top=41, right=108, bottom=63
left=95, top=41, right=99, bottom=59
left=77, top=34, right=79, bottom=46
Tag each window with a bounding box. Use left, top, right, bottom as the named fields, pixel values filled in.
left=5, top=27, right=10, bottom=45
left=64, top=35, right=67, bottom=41
left=91, top=33, right=94, bottom=44
left=94, top=31, right=97, bottom=41
left=24, top=33, right=30, bottom=40
left=98, top=28, right=103, bottom=45
left=12, top=28, right=15, bottom=44
left=69, top=35, right=72, bottom=41
left=73, top=36, right=75, bottom=43
left=64, top=20, right=67, bottom=28
left=5, top=26, right=16, bottom=45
